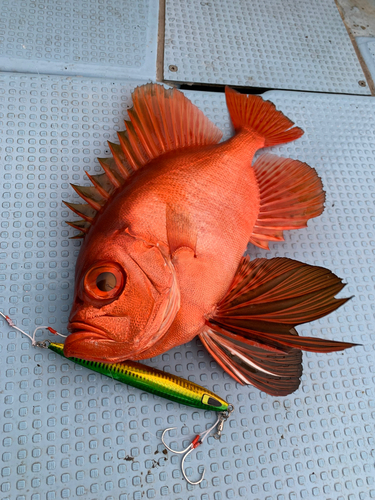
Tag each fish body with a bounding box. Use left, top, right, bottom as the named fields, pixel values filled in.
left=49, top=342, right=228, bottom=411
left=68, top=134, right=260, bottom=360
left=64, top=84, right=355, bottom=396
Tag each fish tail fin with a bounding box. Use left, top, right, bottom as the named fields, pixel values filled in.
left=225, top=87, right=303, bottom=147
left=249, top=154, right=326, bottom=249
left=201, top=257, right=356, bottom=396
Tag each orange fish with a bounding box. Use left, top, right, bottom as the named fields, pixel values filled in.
left=63, top=84, right=355, bottom=395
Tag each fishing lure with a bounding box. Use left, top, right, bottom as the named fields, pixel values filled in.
left=41, top=340, right=230, bottom=412
left=43, top=344, right=234, bottom=485
left=1, top=312, right=229, bottom=412
left=1, top=312, right=234, bottom=485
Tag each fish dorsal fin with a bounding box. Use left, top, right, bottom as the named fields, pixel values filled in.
left=63, top=202, right=97, bottom=222
left=66, top=219, right=91, bottom=239
left=97, top=157, right=128, bottom=188
left=66, top=84, right=223, bottom=237
left=122, top=84, right=223, bottom=169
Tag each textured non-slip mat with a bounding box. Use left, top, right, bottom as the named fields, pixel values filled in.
left=0, top=0, right=159, bottom=80
left=0, top=74, right=374, bottom=499
left=164, top=0, right=370, bottom=94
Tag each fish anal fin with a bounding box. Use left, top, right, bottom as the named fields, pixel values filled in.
left=199, top=327, right=303, bottom=395
left=202, top=257, right=355, bottom=396
left=225, top=87, right=303, bottom=147
left=166, top=205, right=197, bottom=257
left=249, top=154, right=325, bottom=249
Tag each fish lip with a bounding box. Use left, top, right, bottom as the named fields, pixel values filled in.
left=65, top=331, right=108, bottom=342
left=64, top=324, right=114, bottom=359
left=68, top=321, right=109, bottom=339
left=64, top=322, right=112, bottom=358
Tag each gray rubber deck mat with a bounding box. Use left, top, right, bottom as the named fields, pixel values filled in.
left=164, top=0, right=371, bottom=95
left=0, top=74, right=374, bottom=499
left=0, top=0, right=159, bottom=81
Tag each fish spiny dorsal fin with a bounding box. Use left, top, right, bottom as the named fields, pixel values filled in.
left=63, top=202, right=97, bottom=222
left=97, top=157, right=126, bottom=188
left=118, top=83, right=223, bottom=169
left=85, top=172, right=116, bottom=200
left=65, top=176, right=113, bottom=236
left=66, top=219, right=91, bottom=234
left=108, top=141, right=134, bottom=178
left=70, top=184, right=107, bottom=211
left=118, top=125, right=148, bottom=170
left=70, top=232, right=86, bottom=239
left=66, top=83, right=223, bottom=238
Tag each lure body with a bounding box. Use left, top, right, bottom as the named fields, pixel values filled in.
left=49, top=342, right=228, bottom=411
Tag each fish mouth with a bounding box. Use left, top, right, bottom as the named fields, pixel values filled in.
left=68, top=321, right=109, bottom=338
left=64, top=322, right=114, bottom=360
left=64, top=322, right=132, bottom=362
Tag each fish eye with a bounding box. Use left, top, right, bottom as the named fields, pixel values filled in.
left=96, top=272, right=117, bottom=292
left=83, top=263, right=126, bottom=301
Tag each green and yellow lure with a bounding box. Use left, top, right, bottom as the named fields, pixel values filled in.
left=48, top=342, right=229, bottom=412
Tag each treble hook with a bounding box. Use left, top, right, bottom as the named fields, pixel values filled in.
left=161, top=405, right=234, bottom=485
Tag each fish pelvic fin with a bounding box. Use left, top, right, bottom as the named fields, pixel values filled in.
left=202, top=257, right=356, bottom=396
left=225, top=87, right=303, bottom=147
left=249, top=154, right=325, bottom=249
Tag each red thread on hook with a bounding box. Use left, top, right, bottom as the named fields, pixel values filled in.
left=5, top=315, right=15, bottom=327
left=191, top=435, right=201, bottom=449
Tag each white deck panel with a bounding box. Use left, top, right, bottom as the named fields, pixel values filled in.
left=164, top=0, right=370, bottom=94
left=0, top=73, right=375, bottom=499
left=0, top=0, right=159, bottom=81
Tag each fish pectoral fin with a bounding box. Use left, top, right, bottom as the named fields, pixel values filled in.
left=166, top=204, right=197, bottom=258
left=249, top=154, right=326, bottom=250
left=202, top=257, right=356, bottom=396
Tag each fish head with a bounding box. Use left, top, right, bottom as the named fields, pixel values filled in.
left=64, top=230, right=180, bottom=362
